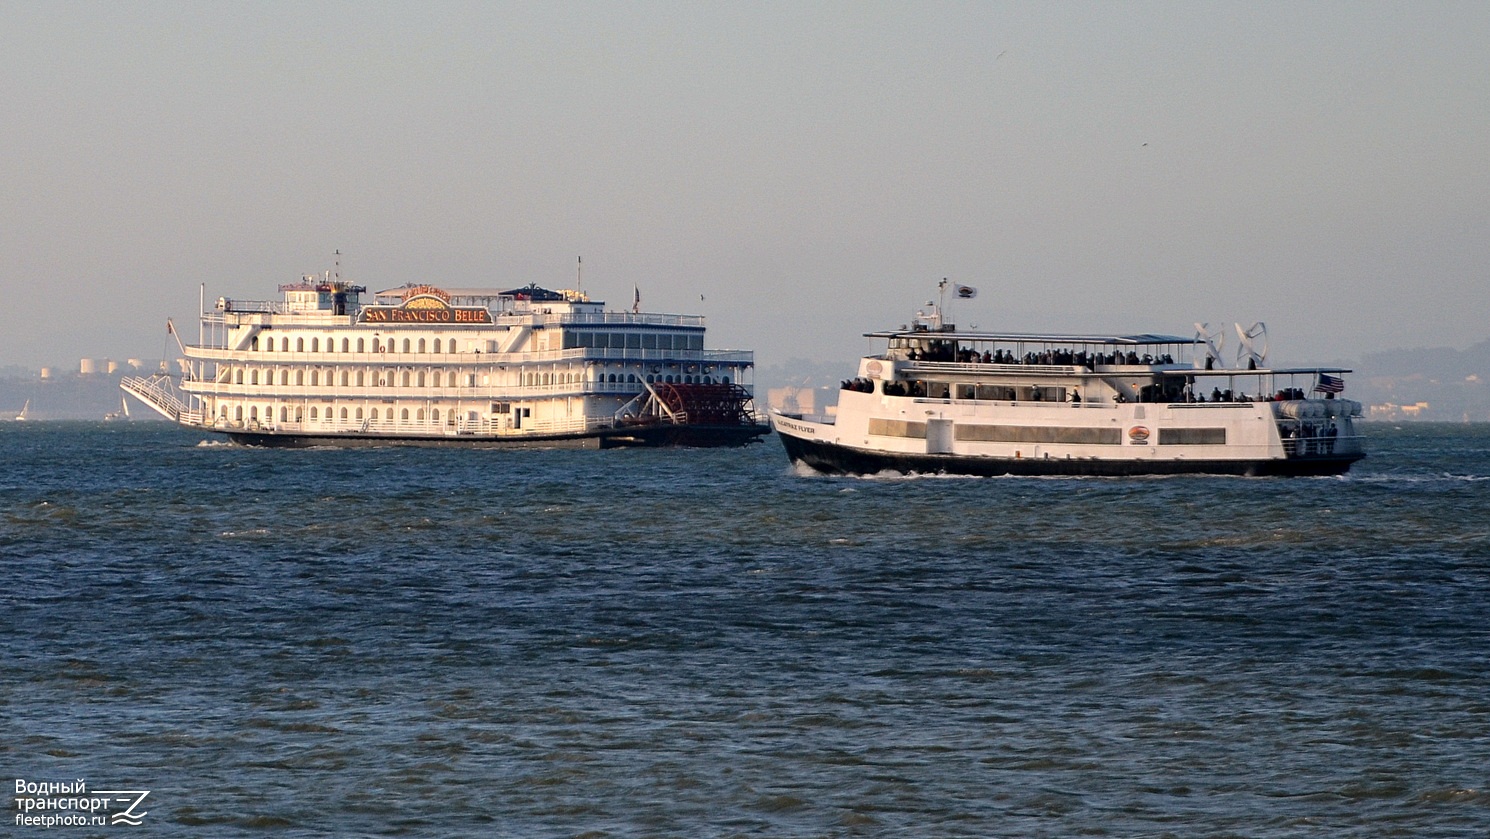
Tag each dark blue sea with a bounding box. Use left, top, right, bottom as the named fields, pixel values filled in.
left=4, top=422, right=1488, bottom=837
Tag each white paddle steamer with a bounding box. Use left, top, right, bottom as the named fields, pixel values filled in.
left=124, top=269, right=766, bottom=448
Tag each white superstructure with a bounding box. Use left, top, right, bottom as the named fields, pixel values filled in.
left=124, top=273, right=766, bottom=448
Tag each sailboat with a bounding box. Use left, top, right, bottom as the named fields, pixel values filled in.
left=105, top=396, right=131, bottom=422
left=15, top=399, right=30, bottom=421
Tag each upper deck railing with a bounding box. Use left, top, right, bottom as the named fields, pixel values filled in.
left=182, top=345, right=754, bottom=366
left=203, top=307, right=705, bottom=329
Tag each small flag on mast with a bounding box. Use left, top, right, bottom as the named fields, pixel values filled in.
left=1314, top=373, right=1345, bottom=394
left=632, top=286, right=640, bottom=314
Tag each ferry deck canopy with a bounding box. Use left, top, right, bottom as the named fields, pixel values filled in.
left=865, top=330, right=1195, bottom=345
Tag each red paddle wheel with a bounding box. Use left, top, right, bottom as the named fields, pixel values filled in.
left=652, top=382, right=756, bottom=426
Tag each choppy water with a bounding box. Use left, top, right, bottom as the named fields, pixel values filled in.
left=3, top=422, right=1488, bottom=837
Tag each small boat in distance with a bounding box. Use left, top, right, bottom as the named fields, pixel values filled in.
left=104, top=396, right=131, bottom=422
left=15, top=399, right=30, bottom=422
left=122, top=261, right=767, bottom=448
left=772, top=283, right=1365, bottom=477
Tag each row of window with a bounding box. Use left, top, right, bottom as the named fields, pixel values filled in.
left=562, top=332, right=704, bottom=351
left=250, top=335, right=462, bottom=354
left=223, top=368, right=734, bottom=388
left=248, top=332, right=707, bottom=354
left=227, top=404, right=464, bottom=424
left=229, top=368, right=469, bottom=387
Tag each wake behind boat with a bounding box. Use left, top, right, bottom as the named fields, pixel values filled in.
left=772, top=284, right=1365, bottom=477
left=123, top=263, right=767, bottom=448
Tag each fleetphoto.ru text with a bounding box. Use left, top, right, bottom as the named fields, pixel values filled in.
left=14, top=780, right=149, bottom=829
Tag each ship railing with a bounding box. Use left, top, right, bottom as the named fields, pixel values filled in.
left=1281, top=434, right=1366, bottom=459
left=528, top=311, right=705, bottom=328
left=213, top=299, right=285, bottom=314
left=178, top=379, right=742, bottom=400
left=203, top=307, right=707, bottom=325
left=121, top=374, right=196, bottom=422
left=179, top=345, right=754, bottom=366
left=254, top=414, right=610, bottom=437
left=899, top=360, right=1083, bottom=376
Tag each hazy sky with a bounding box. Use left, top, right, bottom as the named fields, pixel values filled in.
left=3, top=1, right=1487, bottom=372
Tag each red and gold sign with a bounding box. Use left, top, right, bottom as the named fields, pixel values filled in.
left=360, top=294, right=492, bottom=324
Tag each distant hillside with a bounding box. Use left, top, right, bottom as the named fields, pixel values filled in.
left=1352, top=338, right=1490, bottom=421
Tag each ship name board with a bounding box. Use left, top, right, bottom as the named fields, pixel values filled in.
left=360, top=294, right=492, bottom=325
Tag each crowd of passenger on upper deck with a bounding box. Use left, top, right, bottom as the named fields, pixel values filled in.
left=905, top=344, right=1176, bottom=367
left=842, top=378, right=1334, bottom=407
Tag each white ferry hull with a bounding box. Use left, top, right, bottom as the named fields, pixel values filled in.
left=773, top=399, right=1364, bottom=478
left=776, top=421, right=1359, bottom=477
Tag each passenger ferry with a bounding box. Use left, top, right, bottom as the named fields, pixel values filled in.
left=772, top=286, right=1365, bottom=476
left=123, top=268, right=767, bottom=447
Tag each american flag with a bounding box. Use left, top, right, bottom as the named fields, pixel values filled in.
left=1314, top=373, right=1345, bottom=394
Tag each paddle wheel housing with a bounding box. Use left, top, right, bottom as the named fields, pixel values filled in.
left=630, top=382, right=755, bottom=426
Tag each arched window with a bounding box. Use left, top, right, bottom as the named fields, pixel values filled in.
left=432, top=339, right=442, bottom=353
left=418, top=338, right=426, bottom=353
left=280, top=406, right=288, bottom=422
left=385, top=407, right=394, bottom=420
left=310, top=371, right=319, bottom=386
left=309, top=407, right=318, bottom=419
left=356, top=407, right=364, bottom=420
left=340, top=371, right=349, bottom=386
left=235, top=369, right=244, bottom=384
left=340, top=407, right=348, bottom=420
left=401, top=408, right=410, bottom=422
left=250, top=406, right=258, bottom=420
left=356, top=371, right=364, bottom=387
left=281, top=337, right=289, bottom=352
left=447, top=372, right=456, bottom=387
left=252, top=337, right=260, bottom=351
left=402, top=338, right=411, bottom=353
left=417, top=408, right=425, bottom=421
left=296, top=338, right=304, bottom=352
left=402, top=371, right=411, bottom=387
left=357, top=338, right=365, bottom=353
left=250, top=370, right=259, bottom=385
left=341, top=338, right=349, bottom=353
left=311, top=338, right=319, bottom=352
left=235, top=406, right=243, bottom=421
left=417, top=371, right=425, bottom=387
left=432, top=409, right=440, bottom=422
